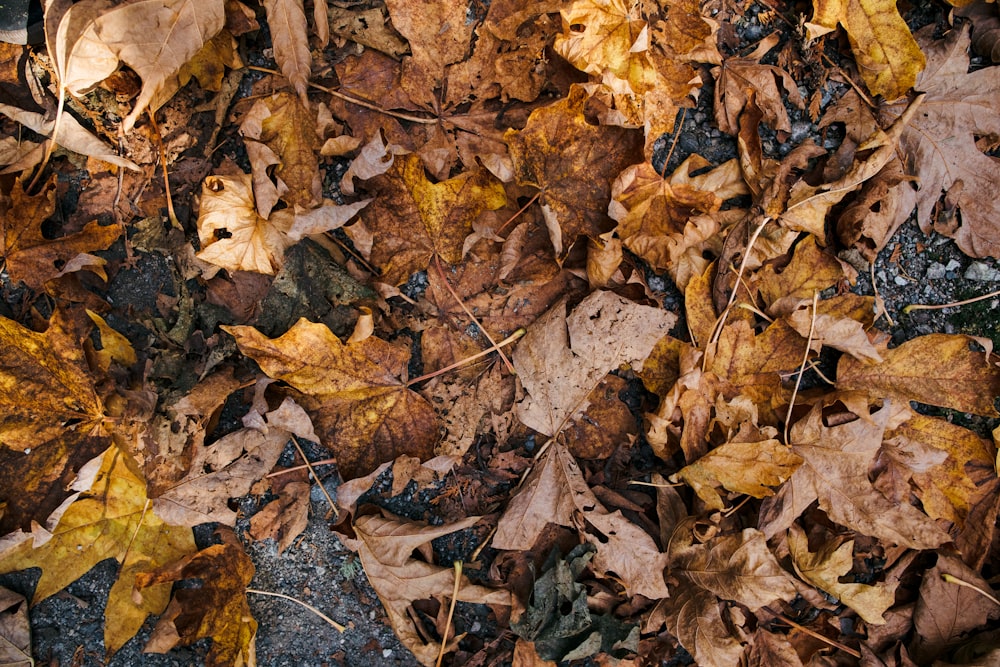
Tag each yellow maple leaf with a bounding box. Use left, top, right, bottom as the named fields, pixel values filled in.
left=223, top=318, right=439, bottom=479
left=806, top=0, right=925, bottom=101
left=0, top=445, right=196, bottom=655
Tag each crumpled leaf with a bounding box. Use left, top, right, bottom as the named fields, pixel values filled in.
left=224, top=318, right=439, bottom=479
left=648, top=585, right=743, bottom=667
left=837, top=334, right=1000, bottom=417
left=806, top=0, right=924, bottom=101
left=0, top=587, right=30, bottom=667
left=759, top=400, right=952, bottom=549
left=0, top=445, right=196, bottom=655
left=56, top=0, right=225, bottom=130
left=352, top=513, right=511, bottom=666
left=137, top=527, right=257, bottom=667
left=248, top=476, right=309, bottom=554
left=195, top=173, right=369, bottom=274
left=788, top=524, right=897, bottom=624
left=356, top=153, right=506, bottom=285
left=0, top=308, right=110, bottom=533
left=514, top=290, right=675, bottom=438
left=261, top=0, right=310, bottom=104
left=1, top=176, right=122, bottom=290
left=505, top=85, right=643, bottom=258
left=713, top=35, right=804, bottom=136
left=150, top=398, right=302, bottom=526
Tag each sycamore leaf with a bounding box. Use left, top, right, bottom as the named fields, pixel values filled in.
left=261, top=0, right=310, bottom=105
left=195, top=173, right=369, bottom=274
left=505, top=85, right=643, bottom=258
left=0, top=308, right=110, bottom=533
left=713, top=37, right=805, bottom=136
left=880, top=25, right=1000, bottom=258
left=648, top=585, right=744, bottom=667
left=150, top=399, right=299, bottom=527
left=137, top=527, right=257, bottom=667
left=224, top=318, right=438, bottom=479
left=806, top=0, right=924, bottom=101
left=356, top=154, right=506, bottom=285
left=910, top=555, right=1000, bottom=663
left=0, top=446, right=196, bottom=655
left=759, top=401, right=951, bottom=549
left=0, top=587, right=30, bottom=667
left=57, top=0, right=225, bottom=130
left=353, top=514, right=511, bottom=666
left=837, top=334, right=1000, bottom=417
left=514, top=290, right=676, bottom=438
left=673, top=439, right=802, bottom=511
left=1, top=176, right=122, bottom=290
left=788, top=524, right=896, bottom=624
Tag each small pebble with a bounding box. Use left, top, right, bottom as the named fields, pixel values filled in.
left=945, top=259, right=962, bottom=271
left=893, top=276, right=908, bottom=287
left=383, top=649, right=393, bottom=658
left=926, top=262, right=946, bottom=280
left=964, top=261, right=1000, bottom=281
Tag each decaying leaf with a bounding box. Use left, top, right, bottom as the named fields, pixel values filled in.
left=352, top=513, right=511, bottom=666
left=261, top=0, right=310, bottom=104
left=0, top=587, right=30, bottom=667
left=513, top=290, right=675, bottom=438
left=224, top=318, right=439, bottom=479
left=137, top=527, right=257, bottom=667
left=195, top=173, right=369, bottom=274
left=0, top=445, right=196, bottom=655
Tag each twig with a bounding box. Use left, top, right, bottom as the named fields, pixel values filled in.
left=495, top=192, right=540, bottom=236
left=147, top=110, right=181, bottom=229
left=267, top=458, right=337, bottom=478
left=784, top=291, right=818, bottom=444
left=246, top=588, right=346, bottom=632
left=434, top=254, right=515, bottom=375
left=435, top=561, right=463, bottom=667
left=247, top=66, right=437, bottom=125
left=290, top=436, right=338, bottom=521
left=406, top=327, right=525, bottom=386
left=904, top=287, right=1000, bottom=314
left=761, top=606, right=861, bottom=659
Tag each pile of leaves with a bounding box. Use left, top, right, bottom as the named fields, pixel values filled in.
left=2, top=0, right=1000, bottom=664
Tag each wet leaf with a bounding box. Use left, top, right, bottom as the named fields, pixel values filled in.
left=137, top=527, right=257, bottom=667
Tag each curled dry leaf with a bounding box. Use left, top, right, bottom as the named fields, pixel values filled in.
left=261, top=0, right=310, bottom=105
left=0, top=587, right=30, bottom=667
left=195, top=173, right=369, bottom=274
left=56, top=0, right=225, bottom=130
left=137, top=527, right=257, bottom=667
left=353, top=513, right=511, bottom=666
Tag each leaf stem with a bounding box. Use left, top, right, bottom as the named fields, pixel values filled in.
left=761, top=606, right=861, bottom=659
left=435, top=561, right=463, bottom=667
left=246, top=588, right=346, bottom=632
left=406, top=328, right=525, bottom=386
left=784, top=291, right=818, bottom=444
left=941, top=573, right=1000, bottom=607
left=290, top=436, right=338, bottom=521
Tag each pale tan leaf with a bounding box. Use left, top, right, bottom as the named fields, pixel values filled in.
left=262, top=0, right=311, bottom=105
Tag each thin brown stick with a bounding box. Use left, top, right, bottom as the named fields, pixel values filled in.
left=435, top=561, right=463, bottom=667
left=290, top=437, right=338, bottom=521
left=267, top=458, right=337, bottom=478
left=247, top=66, right=437, bottom=125
left=406, top=328, right=525, bottom=386
left=761, top=607, right=861, bottom=659
left=495, top=191, right=540, bottom=236
left=433, top=254, right=515, bottom=375
left=246, top=588, right=346, bottom=632
left=659, top=108, right=687, bottom=178
left=147, top=110, right=181, bottom=229
left=904, top=287, right=1000, bottom=314
left=784, top=291, right=818, bottom=444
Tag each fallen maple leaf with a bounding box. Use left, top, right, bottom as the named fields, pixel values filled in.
left=195, top=173, right=369, bottom=274
left=788, top=524, right=897, bottom=624
left=0, top=308, right=112, bottom=533
left=0, top=445, right=196, bottom=655
left=837, top=333, right=1000, bottom=417
left=513, top=290, right=675, bottom=438
left=806, top=0, right=925, bottom=101
left=137, top=527, right=257, bottom=667
left=1, top=176, right=122, bottom=291
left=758, top=400, right=952, bottom=549
left=505, top=85, right=643, bottom=258
left=224, top=318, right=439, bottom=479
left=352, top=513, right=511, bottom=666
left=356, top=153, right=506, bottom=285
